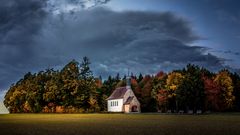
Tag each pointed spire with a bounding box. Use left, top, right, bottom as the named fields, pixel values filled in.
left=126, top=68, right=131, bottom=89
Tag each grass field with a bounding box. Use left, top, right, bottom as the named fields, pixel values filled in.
left=0, top=113, right=240, bottom=135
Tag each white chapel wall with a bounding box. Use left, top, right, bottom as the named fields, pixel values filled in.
left=107, top=99, right=123, bottom=112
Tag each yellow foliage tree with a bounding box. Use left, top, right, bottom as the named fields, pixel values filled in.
left=214, top=70, right=235, bottom=109
left=166, top=72, right=184, bottom=98
left=165, top=72, right=184, bottom=111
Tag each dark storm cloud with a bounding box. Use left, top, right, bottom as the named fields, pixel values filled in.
left=0, top=0, right=112, bottom=91
left=210, top=49, right=240, bottom=56
left=0, top=4, right=225, bottom=92
left=35, top=8, right=223, bottom=77
left=0, top=0, right=47, bottom=90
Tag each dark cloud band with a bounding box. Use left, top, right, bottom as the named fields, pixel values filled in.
left=0, top=3, right=227, bottom=92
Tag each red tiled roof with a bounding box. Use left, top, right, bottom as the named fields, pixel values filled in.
left=107, top=87, right=128, bottom=100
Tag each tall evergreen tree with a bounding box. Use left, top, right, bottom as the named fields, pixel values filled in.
left=231, top=73, right=240, bottom=111
left=79, top=56, right=92, bottom=80
left=60, top=60, right=80, bottom=107
left=78, top=57, right=99, bottom=111
left=177, top=64, right=205, bottom=113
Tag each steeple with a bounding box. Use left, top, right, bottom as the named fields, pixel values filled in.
left=126, top=68, right=131, bottom=89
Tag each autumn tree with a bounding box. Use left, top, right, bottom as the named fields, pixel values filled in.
left=151, top=71, right=167, bottom=112
left=43, top=69, right=60, bottom=112
left=165, top=72, right=184, bottom=112
left=60, top=60, right=80, bottom=107
left=138, top=75, right=156, bottom=112
left=202, top=76, right=221, bottom=111
left=214, top=70, right=235, bottom=110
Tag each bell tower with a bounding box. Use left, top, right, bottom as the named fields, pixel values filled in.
left=126, top=68, right=131, bottom=89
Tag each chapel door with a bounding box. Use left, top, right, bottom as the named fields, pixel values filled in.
left=131, top=105, right=138, bottom=112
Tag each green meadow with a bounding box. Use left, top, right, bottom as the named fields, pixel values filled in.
left=0, top=113, right=240, bottom=135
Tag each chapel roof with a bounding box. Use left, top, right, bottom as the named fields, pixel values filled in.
left=107, top=87, right=128, bottom=100
left=123, top=96, right=134, bottom=105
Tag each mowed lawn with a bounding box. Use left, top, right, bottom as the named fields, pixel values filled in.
left=0, top=113, right=240, bottom=135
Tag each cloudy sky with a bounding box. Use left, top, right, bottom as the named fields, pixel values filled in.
left=0, top=0, right=240, bottom=99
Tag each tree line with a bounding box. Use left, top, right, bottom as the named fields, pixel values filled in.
left=4, top=57, right=240, bottom=113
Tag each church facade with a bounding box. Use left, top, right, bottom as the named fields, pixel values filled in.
left=107, top=77, right=141, bottom=113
